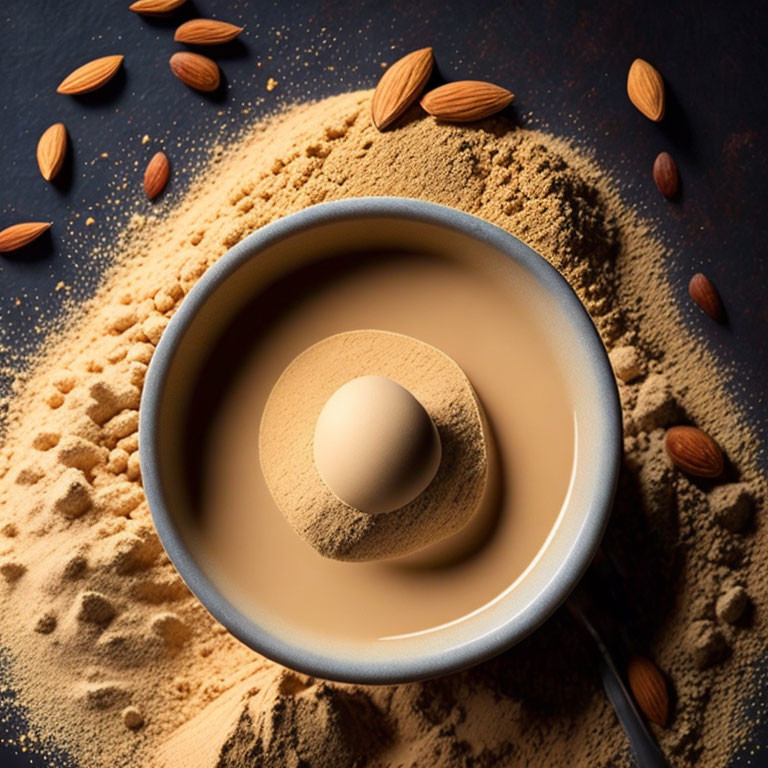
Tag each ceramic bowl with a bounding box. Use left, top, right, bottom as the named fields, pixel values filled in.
left=139, top=197, right=621, bottom=684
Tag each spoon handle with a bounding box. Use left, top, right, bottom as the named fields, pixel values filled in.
left=568, top=596, right=669, bottom=768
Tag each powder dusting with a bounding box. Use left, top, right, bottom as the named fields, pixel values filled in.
left=0, top=90, right=765, bottom=767
left=260, top=330, right=488, bottom=561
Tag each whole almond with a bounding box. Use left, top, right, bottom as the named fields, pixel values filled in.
left=0, top=222, right=52, bottom=253
left=689, top=273, right=723, bottom=321
left=653, top=151, right=678, bottom=197
left=371, top=47, right=434, bottom=130
left=57, top=55, right=124, bottom=95
left=175, top=19, right=244, bottom=45
left=130, top=0, right=187, bottom=15
left=36, top=123, right=68, bottom=181
left=627, top=656, right=669, bottom=727
left=627, top=59, right=665, bottom=121
left=421, top=81, right=514, bottom=123
left=169, top=52, right=220, bottom=92
left=665, top=425, right=724, bottom=478
left=144, top=152, right=170, bottom=200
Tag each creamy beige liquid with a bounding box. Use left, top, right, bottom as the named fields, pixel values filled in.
left=182, top=252, right=575, bottom=642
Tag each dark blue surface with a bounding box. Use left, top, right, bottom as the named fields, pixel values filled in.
left=1, top=0, right=766, bottom=765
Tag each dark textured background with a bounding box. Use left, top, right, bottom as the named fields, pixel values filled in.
left=0, top=0, right=766, bottom=765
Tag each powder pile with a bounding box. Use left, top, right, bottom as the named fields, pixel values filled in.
left=0, top=90, right=765, bottom=767
left=259, top=330, right=488, bottom=561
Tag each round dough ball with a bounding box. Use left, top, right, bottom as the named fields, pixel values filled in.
left=314, top=376, right=442, bottom=516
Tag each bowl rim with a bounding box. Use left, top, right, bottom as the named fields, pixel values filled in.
left=139, top=197, right=622, bottom=684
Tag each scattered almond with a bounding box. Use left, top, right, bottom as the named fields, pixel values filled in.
left=169, top=52, right=220, bottom=92
left=627, top=656, right=669, bottom=727
left=665, top=425, right=724, bottom=478
left=57, top=55, right=124, bottom=95
left=371, top=47, right=434, bottom=130
left=129, top=0, right=187, bottom=15
left=144, top=152, right=170, bottom=200
left=688, top=273, right=723, bottom=321
left=0, top=222, right=52, bottom=253
left=420, top=81, right=514, bottom=123
left=36, top=123, right=68, bottom=181
left=653, top=151, right=678, bottom=197
left=174, top=19, right=244, bottom=45
left=627, top=58, right=665, bottom=121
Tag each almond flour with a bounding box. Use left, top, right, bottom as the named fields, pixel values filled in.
left=0, top=90, right=765, bottom=767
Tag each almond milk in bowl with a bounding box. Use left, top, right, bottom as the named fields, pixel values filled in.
left=139, top=197, right=621, bottom=683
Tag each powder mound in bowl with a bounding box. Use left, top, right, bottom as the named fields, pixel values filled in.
left=259, top=330, right=488, bottom=561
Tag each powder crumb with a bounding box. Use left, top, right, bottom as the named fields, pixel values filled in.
left=125, top=452, right=141, bottom=481
left=80, top=682, right=131, bottom=711
left=102, top=410, right=139, bottom=446
left=266, top=77, right=278, bottom=91
left=76, top=591, right=117, bottom=627
left=51, top=370, right=77, bottom=393
left=56, top=435, right=107, bottom=474
left=127, top=343, right=154, bottom=365
left=50, top=468, right=93, bottom=518
left=709, top=483, right=754, bottom=532
left=631, top=373, right=678, bottom=433
left=86, top=377, right=141, bottom=425
left=716, top=586, right=749, bottom=624
left=34, top=612, right=57, bottom=635
left=15, top=462, right=45, bottom=486
left=62, top=554, right=88, bottom=580
left=128, top=361, right=147, bottom=388
left=609, top=344, right=644, bottom=383
left=106, top=448, right=130, bottom=475
left=151, top=612, right=191, bottom=649
left=0, top=561, right=27, bottom=583
left=44, top=390, right=65, bottom=409
left=142, top=314, right=168, bottom=346
left=108, top=307, right=138, bottom=335
left=32, top=430, right=60, bottom=451
left=95, top=482, right=144, bottom=517
left=117, top=434, right=138, bottom=454
left=106, top=530, right=161, bottom=575
left=121, top=705, right=144, bottom=730
left=689, top=621, right=730, bottom=669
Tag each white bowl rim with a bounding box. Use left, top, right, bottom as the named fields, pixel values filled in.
left=139, top=197, right=622, bottom=684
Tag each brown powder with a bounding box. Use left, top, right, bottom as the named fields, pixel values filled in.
left=259, top=330, right=488, bottom=561
left=0, top=90, right=765, bottom=767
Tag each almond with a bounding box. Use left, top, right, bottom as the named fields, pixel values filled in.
left=144, top=152, right=170, bottom=200
left=653, top=151, right=678, bottom=197
left=129, top=0, right=187, bottom=15
left=627, top=656, right=669, bottom=727
left=36, top=123, right=68, bottom=181
left=627, top=59, right=665, bottom=121
left=0, top=222, right=52, bottom=253
left=688, top=273, right=723, bottom=321
left=57, top=56, right=124, bottom=96
left=665, top=425, right=724, bottom=478
left=175, top=19, right=244, bottom=45
left=169, top=52, right=220, bottom=92
left=371, top=47, right=434, bottom=130
left=420, top=81, right=514, bottom=123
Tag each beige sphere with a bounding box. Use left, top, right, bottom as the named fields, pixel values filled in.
left=313, top=376, right=441, bottom=515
